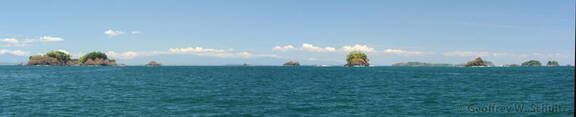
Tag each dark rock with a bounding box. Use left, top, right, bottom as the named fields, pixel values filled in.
left=464, top=57, right=488, bottom=67
left=146, top=61, right=161, bottom=66
left=283, top=61, right=300, bottom=66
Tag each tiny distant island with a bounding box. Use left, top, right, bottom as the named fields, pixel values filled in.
left=391, top=57, right=562, bottom=67
left=283, top=61, right=300, bottom=66
left=146, top=61, right=161, bottom=66
left=18, top=50, right=568, bottom=67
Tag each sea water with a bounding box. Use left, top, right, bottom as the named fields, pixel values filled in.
left=0, top=66, right=573, bottom=116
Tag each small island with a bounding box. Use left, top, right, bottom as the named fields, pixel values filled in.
left=27, top=51, right=117, bottom=66
left=521, top=60, right=542, bottom=66
left=283, top=61, right=300, bottom=66
left=464, top=57, right=488, bottom=67
left=345, top=51, right=369, bottom=67
left=146, top=61, right=161, bottom=66
left=504, top=64, right=520, bottom=67
left=546, top=61, right=559, bottom=66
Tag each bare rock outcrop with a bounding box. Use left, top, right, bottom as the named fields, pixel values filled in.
left=83, top=58, right=117, bottom=66
left=146, top=61, right=161, bottom=66
left=27, top=56, right=63, bottom=65
left=283, top=61, right=300, bottom=66
left=464, top=57, right=488, bottom=67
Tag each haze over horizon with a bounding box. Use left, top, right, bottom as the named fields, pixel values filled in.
left=1, top=0, right=574, bottom=65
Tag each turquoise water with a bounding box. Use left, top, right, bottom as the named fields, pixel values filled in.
left=0, top=66, right=573, bottom=116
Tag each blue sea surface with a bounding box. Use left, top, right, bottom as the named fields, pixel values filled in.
left=0, top=66, right=574, bottom=116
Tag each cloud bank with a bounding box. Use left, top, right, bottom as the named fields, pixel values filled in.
left=1, top=36, right=64, bottom=47
left=104, top=29, right=142, bottom=37
left=0, top=49, right=29, bottom=56
left=104, top=30, right=124, bottom=36
left=273, top=43, right=427, bottom=56
left=274, top=43, right=336, bottom=52
left=106, top=46, right=281, bottom=59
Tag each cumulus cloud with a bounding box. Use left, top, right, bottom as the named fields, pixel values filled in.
left=1, top=36, right=64, bottom=47
left=104, top=30, right=124, bottom=36
left=38, top=36, right=64, bottom=42
left=169, top=47, right=227, bottom=53
left=106, top=51, right=141, bottom=59
left=273, top=43, right=429, bottom=55
left=130, top=31, right=142, bottom=34
left=168, top=47, right=280, bottom=58
left=382, top=49, right=427, bottom=56
left=0, top=49, right=29, bottom=56
left=342, top=44, right=374, bottom=52
left=22, top=36, right=64, bottom=43
left=301, top=43, right=336, bottom=52
left=104, top=29, right=142, bottom=37
left=1, top=38, right=19, bottom=43
left=106, top=46, right=281, bottom=59
left=273, top=43, right=336, bottom=52
left=192, top=51, right=281, bottom=58
left=443, top=51, right=505, bottom=57
left=54, top=49, right=71, bottom=54
left=273, top=45, right=295, bottom=51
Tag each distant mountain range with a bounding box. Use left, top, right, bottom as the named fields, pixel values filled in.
left=392, top=62, right=454, bottom=67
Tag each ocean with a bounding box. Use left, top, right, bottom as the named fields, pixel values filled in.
left=0, top=66, right=573, bottom=116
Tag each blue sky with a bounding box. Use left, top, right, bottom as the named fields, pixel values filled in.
left=1, top=0, right=574, bottom=65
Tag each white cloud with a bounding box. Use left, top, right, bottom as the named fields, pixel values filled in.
left=443, top=51, right=503, bottom=57
left=130, top=31, right=142, bottom=34
left=168, top=47, right=280, bottom=58
left=1, top=36, right=64, bottom=47
left=273, top=43, right=336, bottom=52
left=106, top=51, right=141, bottom=59
left=38, top=36, right=64, bottom=42
left=1, top=38, right=19, bottom=43
left=106, top=47, right=281, bottom=59
left=193, top=51, right=282, bottom=58
left=23, top=36, right=64, bottom=43
left=382, top=49, right=426, bottom=56
left=301, top=43, right=336, bottom=52
left=104, top=29, right=142, bottom=36
left=0, top=49, right=29, bottom=56
left=273, top=45, right=295, bottom=51
left=104, top=29, right=124, bottom=36
left=169, top=47, right=227, bottom=53
left=273, top=43, right=431, bottom=56
left=55, top=49, right=70, bottom=54
left=342, top=44, right=374, bottom=52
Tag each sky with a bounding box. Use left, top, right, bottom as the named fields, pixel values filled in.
left=1, top=0, right=574, bottom=65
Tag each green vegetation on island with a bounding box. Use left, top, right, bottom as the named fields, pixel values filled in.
left=27, top=51, right=117, bottom=66
left=27, top=51, right=75, bottom=65
left=45, top=51, right=72, bottom=63
left=345, top=51, right=369, bottom=67
left=546, top=61, right=559, bottom=66
left=521, top=60, right=541, bottom=66
left=79, top=52, right=117, bottom=66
